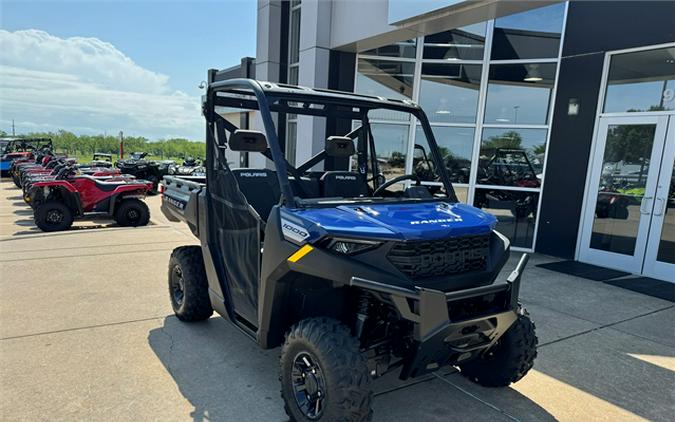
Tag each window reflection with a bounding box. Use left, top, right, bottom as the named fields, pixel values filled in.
left=484, top=63, right=556, bottom=125
left=415, top=126, right=475, bottom=184
left=491, top=3, right=564, bottom=60
left=454, top=185, right=468, bottom=203
left=591, top=124, right=656, bottom=255
left=474, top=188, right=538, bottom=248
left=604, top=47, right=675, bottom=113
left=478, top=128, right=546, bottom=187
left=362, top=39, right=417, bottom=59
left=423, top=23, right=486, bottom=61
left=419, top=63, right=482, bottom=124
left=356, top=58, right=415, bottom=121
left=370, top=123, right=410, bottom=181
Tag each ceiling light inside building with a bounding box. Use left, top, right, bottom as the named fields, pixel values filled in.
left=524, top=64, right=543, bottom=82
left=435, top=98, right=451, bottom=115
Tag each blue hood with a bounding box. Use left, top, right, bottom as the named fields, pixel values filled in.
left=291, top=201, right=497, bottom=241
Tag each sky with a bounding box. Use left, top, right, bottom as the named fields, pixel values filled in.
left=0, top=0, right=257, bottom=140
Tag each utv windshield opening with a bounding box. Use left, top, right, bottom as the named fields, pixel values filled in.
left=205, top=79, right=458, bottom=209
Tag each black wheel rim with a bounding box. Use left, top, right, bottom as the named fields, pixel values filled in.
left=45, top=209, right=64, bottom=225
left=291, top=352, right=326, bottom=419
left=170, top=265, right=185, bottom=306
left=126, top=207, right=141, bottom=224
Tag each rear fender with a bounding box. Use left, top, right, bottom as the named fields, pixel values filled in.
left=108, top=186, right=149, bottom=216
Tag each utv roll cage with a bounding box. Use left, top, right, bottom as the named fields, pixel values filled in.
left=1, top=137, right=53, bottom=154
left=203, top=78, right=459, bottom=207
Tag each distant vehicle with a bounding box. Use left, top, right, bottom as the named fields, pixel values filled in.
left=169, top=156, right=203, bottom=176
left=115, top=152, right=171, bottom=194
left=475, top=149, right=541, bottom=219
left=0, top=137, right=53, bottom=176
left=89, top=152, right=113, bottom=168
left=27, top=164, right=152, bottom=232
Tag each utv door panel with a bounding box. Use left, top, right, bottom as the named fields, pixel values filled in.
left=206, top=140, right=260, bottom=326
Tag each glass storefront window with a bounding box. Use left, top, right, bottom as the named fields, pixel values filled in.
left=356, top=58, right=415, bottom=121
left=419, top=63, right=482, bottom=124
left=484, top=63, right=556, bottom=125
left=491, top=3, right=565, bottom=60
left=356, top=58, right=415, bottom=99
left=370, top=123, right=410, bottom=181
left=454, top=185, right=468, bottom=203
left=474, top=188, right=538, bottom=248
left=415, top=126, right=475, bottom=184
left=362, top=39, right=417, bottom=59
left=423, top=23, right=486, bottom=61
left=478, top=128, right=546, bottom=187
left=604, top=47, right=675, bottom=113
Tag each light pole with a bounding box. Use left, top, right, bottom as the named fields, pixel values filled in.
left=513, top=106, right=520, bottom=124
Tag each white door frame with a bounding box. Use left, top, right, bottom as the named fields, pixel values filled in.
left=643, top=118, right=675, bottom=281
left=575, top=42, right=675, bottom=267
left=578, top=115, right=669, bottom=274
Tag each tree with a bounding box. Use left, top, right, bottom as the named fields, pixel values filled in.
left=482, top=130, right=523, bottom=150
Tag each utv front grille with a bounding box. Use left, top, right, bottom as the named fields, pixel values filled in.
left=387, top=235, right=489, bottom=279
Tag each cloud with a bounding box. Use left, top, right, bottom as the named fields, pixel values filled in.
left=0, top=29, right=203, bottom=139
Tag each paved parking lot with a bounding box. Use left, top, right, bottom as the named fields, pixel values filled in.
left=1, top=179, right=673, bottom=421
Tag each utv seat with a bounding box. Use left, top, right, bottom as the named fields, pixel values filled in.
left=231, top=168, right=281, bottom=221
left=79, top=176, right=134, bottom=192
left=289, top=176, right=321, bottom=199
left=321, top=171, right=368, bottom=198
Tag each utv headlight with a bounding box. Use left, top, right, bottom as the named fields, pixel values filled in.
left=329, top=239, right=380, bottom=255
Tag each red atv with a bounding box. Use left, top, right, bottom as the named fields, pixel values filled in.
left=27, top=165, right=153, bottom=232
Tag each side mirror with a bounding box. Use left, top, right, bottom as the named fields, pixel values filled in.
left=229, top=130, right=268, bottom=152
left=325, top=136, right=355, bottom=158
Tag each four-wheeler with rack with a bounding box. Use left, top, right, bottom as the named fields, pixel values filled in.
left=169, top=156, right=203, bottom=176
left=161, top=78, right=537, bottom=421
left=27, top=165, right=152, bottom=232
left=115, top=151, right=171, bottom=194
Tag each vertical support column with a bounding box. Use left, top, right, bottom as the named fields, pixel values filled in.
left=295, top=0, right=332, bottom=168
left=254, top=0, right=285, bottom=169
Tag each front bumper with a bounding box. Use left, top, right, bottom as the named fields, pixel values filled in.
left=350, top=253, right=529, bottom=379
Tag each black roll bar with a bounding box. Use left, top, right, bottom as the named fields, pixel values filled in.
left=206, top=78, right=296, bottom=208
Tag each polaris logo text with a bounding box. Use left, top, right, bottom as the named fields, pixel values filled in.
left=240, top=172, right=267, bottom=178
left=410, top=217, right=462, bottom=225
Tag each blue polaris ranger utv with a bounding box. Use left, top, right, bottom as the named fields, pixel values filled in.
left=161, top=78, right=536, bottom=421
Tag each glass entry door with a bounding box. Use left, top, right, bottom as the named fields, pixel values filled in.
left=643, top=124, right=675, bottom=280
left=579, top=115, right=674, bottom=280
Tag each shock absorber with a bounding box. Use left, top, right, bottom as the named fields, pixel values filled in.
left=355, top=292, right=371, bottom=339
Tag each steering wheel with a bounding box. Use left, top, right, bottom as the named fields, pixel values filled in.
left=372, top=174, right=421, bottom=197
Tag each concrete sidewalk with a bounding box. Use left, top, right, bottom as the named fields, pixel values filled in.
left=0, top=179, right=673, bottom=421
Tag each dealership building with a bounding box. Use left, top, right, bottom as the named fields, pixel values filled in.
left=221, top=0, right=674, bottom=282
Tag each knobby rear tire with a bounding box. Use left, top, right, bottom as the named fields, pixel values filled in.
left=168, top=246, right=213, bottom=322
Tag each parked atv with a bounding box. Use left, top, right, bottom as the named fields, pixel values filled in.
left=161, top=79, right=537, bottom=421
left=22, top=162, right=122, bottom=197
left=169, top=157, right=203, bottom=176
left=27, top=165, right=152, bottom=232
left=115, top=152, right=170, bottom=194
